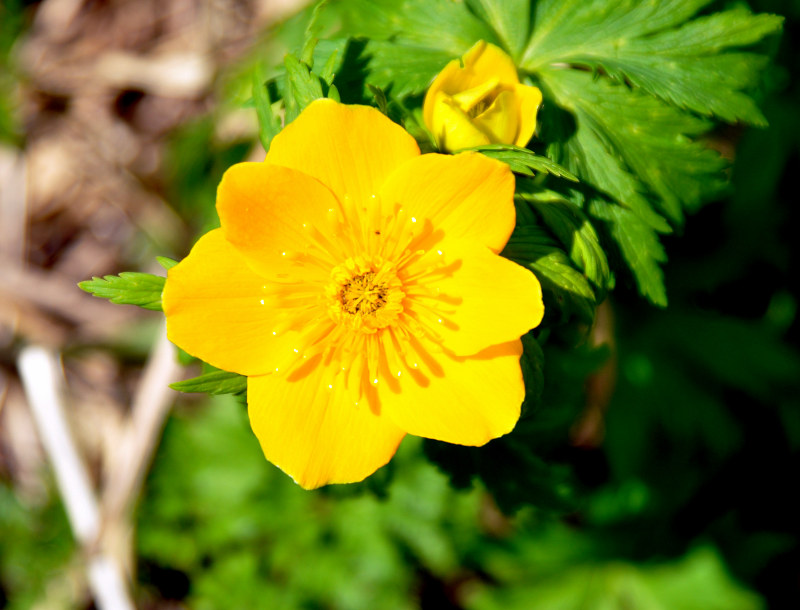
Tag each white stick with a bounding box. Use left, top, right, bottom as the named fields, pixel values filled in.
left=18, top=346, right=135, bottom=610
left=104, top=320, right=179, bottom=520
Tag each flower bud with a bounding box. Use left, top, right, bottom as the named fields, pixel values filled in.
left=423, top=40, right=542, bottom=152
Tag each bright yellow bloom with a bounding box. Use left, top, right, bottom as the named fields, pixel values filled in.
left=163, top=99, right=544, bottom=489
left=424, top=40, right=543, bottom=152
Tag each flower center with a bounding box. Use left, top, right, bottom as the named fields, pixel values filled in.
left=467, top=98, right=492, bottom=118
left=327, top=256, right=404, bottom=333
left=340, top=272, right=386, bottom=315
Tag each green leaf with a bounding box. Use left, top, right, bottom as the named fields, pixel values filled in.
left=156, top=256, right=179, bottom=270
left=520, top=332, right=545, bottom=410
left=588, top=197, right=667, bottom=307
left=327, top=0, right=496, bottom=53
left=79, top=272, right=165, bottom=311
left=318, top=45, right=340, bottom=86
left=311, top=38, right=348, bottom=84
left=657, top=312, right=800, bottom=400
left=517, top=188, right=610, bottom=299
left=170, top=370, right=247, bottom=396
left=359, top=40, right=455, bottom=98
left=313, top=0, right=497, bottom=100
left=503, top=225, right=596, bottom=325
left=283, top=53, right=325, bottom=123
left=465, top=0, right=530, bottom=59
left=252, top=63, right=282, bottom=151
left=471, top=546, right=764, bottom=610
left=465, top=144, right=577, bottom=181
left=521, top=0, right=781, bottom=126
left=366, top=83, right=388, bottom=114
left=540, top=69, right=726, bottom=227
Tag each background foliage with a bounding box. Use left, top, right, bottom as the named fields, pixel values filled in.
left=2, top=0, right=800, bottom=608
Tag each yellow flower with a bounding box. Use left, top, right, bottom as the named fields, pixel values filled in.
left=424, top=40, right=543, bottom=152
left=163, top=99, right=544, bottom=489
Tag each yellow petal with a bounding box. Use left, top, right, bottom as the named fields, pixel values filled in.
left=216, top=162, right=341, bottom=281
left=379, top=151, right=515, bottom=252
left=380, top=339, right=524, bottom=446
left=429, top=92, right=492, bottom=151
left=403, top=239, right=544, bottom=356
left=423, top=58, right=462, bottom=128
left=473, top=89, right=519, bottom=144
left=450, top=78, right=500, bottom=113
left=462, top=40, right=519, bottom=86
left=248, top=357, right=406, bottom=489
left=513, top=83, right=543, bottom=147
left=266, top=99, right=420, bottom=207
left=163, top=229, right=304, bottom=376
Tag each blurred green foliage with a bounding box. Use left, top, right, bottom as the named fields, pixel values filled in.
left=3, top=0, right=800, bottom=608
left=0, top=0, right=24, bottom=144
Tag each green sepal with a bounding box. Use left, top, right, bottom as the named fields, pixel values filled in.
left=465, top=144, right=578, bottom=181
left=170, top=369, right=247, bottom=396
left=78, top=272, right=165, bottom=312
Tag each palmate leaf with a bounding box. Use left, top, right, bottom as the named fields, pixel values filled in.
left=357, top=41, right=455, bottom=99
left=521, top=0, right=782, bottom=125
left=465, top=0, right=530, bottom=59
left=540, top=68, right=727, bottom=228
left=327, top=0, right=496, bottom=53
left=316, top=0, right=497, bottom=99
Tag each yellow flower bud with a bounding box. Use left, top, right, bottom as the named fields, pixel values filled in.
left=423, top=40, right=543, bottom=152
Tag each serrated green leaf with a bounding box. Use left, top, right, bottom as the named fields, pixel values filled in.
left=520, top=332, right=545, bottom=410
left=313, top=0, right=497, bottom=100
left=327, top=0, right=496, bottom=53
left=283, top=53, right=325, bottom=123
left=252, top=63, right=282, bottom=151
left=541, top=69, right=726, bottom=226
left=79, top=272, right=165, bottom=311
left=588, top=198, right=667, bottom=307
left=465, top=0, right=530, bottom=59
left=503, top=225, right=596, bottom=325
left=357, top=40, right=455, bottom=99
left=318, top=46, right=340, bottom=86
left=311, top=38, right=348, bottom=83
left=521, top=0, right=781, bottom=126
left=170, top=370, right=247, bottom=396
left=517, top=189, right=610, bottom=299
left=366, top=83, right=388, bottom=114
left=466, top=144, right=577, bottom=181
left=300, top=36, right=318, bottom=68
